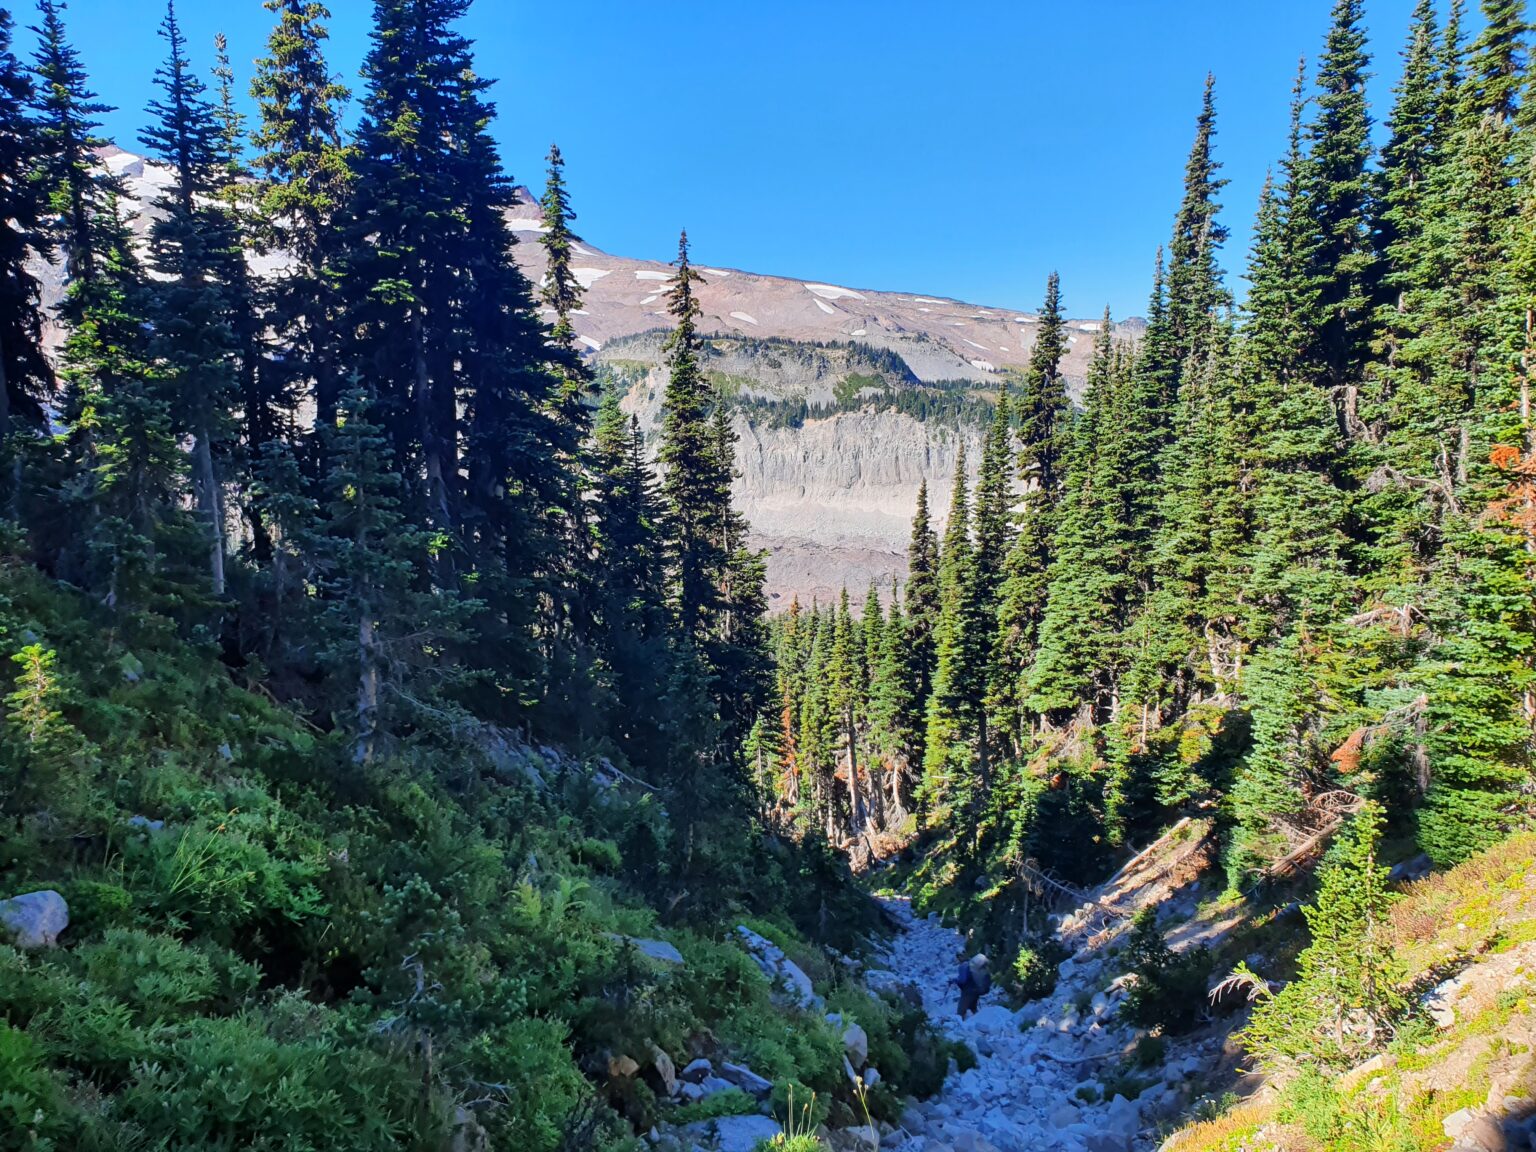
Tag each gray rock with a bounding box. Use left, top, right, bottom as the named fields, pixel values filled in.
left=863, top=1066, right=880, bottom=1088
left=735, top=925, right=819, bottom=1010
left=679, top=1114, right=781, bottom=1152
left=0, top=890, right=68, bottom=950
left=698, top=1076, right=736, bottom=1098
left=615, top=936, right=686, bottom=966
left=843, top=1022, right=869, bottom=1068
left=865, top=969, right=903, bottom=996
left=682, top=1058, right=714, bottom=1083
left=840, top=1125, right=881, bottom=1152
left=1424, top=979, right=1460, bottom=1029
left=1049, top=1103, right=1079, bottom=1129
left=968, top=1004, right=1013, bottom=1032
left=1389, top=853, right=1433, bottom=883
left=647, top=1042, right=677, bottom=1095
left=127, top=814, right=165, bottom=832
left=718, top=1061, right=772, bottom=1098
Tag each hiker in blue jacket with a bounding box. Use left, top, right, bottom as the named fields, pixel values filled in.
left=950, top=953, right=990, bottom=1017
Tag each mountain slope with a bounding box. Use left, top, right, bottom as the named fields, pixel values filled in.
left=72, top=147, right=1137, bottom=605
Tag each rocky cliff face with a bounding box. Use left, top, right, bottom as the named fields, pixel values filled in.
left=58, top=149, right=1140, bottom=607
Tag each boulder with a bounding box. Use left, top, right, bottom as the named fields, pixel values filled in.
left=1459, top=1116, right=1509, bottom=1152
left=1445, top=1109, right=1476, bottom=1142
left=862, top=1066, right=881, bottom=1088
left=699, top=1076, right=736, bottom=1098
left=647, top=1042, right=677, bottom=1096
left=734, top=925, right=819, bottom=1011
left=718, top=1061, right=772, bottom=1098
left=843, top=1022, right=869, bottom=1068
left=0, top=890, right=68, bottom=950
left=679, top=1114, right=781, bottom=1152
left=1049, top=1103, right=1079, bottom=1130
left=940, top=1127, right=1000, bottom=1152
left=1389, top=853, right=1433, bottom=884
left=1104, top=1094, right=1139, bottom=1142
left=969, top=1004, right=1013, bottom=1032
left=1423, top=979, right=1460, bottom=1029
left=682, top=1058, right=714, bottom=1083
left=1443, top=1110, right=1508, bottom=1152
left=865, top=969, right=903, bottom=997
left=836, top=1124, right=880, bottom=1152
left=608, top=1053, right=640, bottom=1079
left=626, top=940, right=688, bottom=970
left=126, top=814, right=165, bottom=832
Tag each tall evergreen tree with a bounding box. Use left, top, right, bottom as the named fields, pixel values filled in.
left=0, top=9, right=49, bottom=457
left=139, top=1, right=240, bottom=596
left=658, top=230, right=723, bottom=641
left=250, top=0, right=353, bottom=447
left=29, top=0, right=116, bottom=289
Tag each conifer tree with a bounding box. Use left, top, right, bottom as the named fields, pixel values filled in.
left=904, top=478, right=941, bottom=728
left=317, top=384, right=467, bottom=764
left=923, top=448, right=989, bottom=822
left=139, top=1, right=239, bottom=595
left=29, top=0, right=117, bottom=289
left=1295, top=0, right=1377, bottom=401
left=250, top=0, right=352, bottom=446
left=0, top=9, right=49, bottom=458
left=658, top=231, right=723, bottom=641
left=994, top=274, right=1070, bottom=751
left=829, top=587, right=866, bottom=832
left=868, top=594, right=921, bottom=820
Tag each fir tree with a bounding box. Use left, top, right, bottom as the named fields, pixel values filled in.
left=658, top=230, right=722, bottom=641
left=250, top=0, right=353, bottom=446
left=0, top=9, right=50, bottom=453
left=904, top=478, right=941, bottom=727
left=139, top=1, right=239, bottom=595
left=29, top=0, right=117, bottom=289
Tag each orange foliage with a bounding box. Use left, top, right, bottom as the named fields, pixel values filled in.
left=1331, top=726, right=1367, bottom=775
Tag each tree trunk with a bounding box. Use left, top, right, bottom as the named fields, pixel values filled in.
left=355, top=608, right=379, bottom=765
left=845, top=703, right=865, bottom=833
left=412, top=308, right=452, bottom=534
left=192, top=426, right=226, bottom=596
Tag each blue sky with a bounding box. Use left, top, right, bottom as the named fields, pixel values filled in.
left=24, top=0, right=1442, bottom=319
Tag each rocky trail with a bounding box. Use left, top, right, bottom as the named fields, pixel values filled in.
left=865, top=900, right=1190, bottom=1152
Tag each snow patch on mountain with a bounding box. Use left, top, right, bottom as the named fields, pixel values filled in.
left=806, top=283, right=865, bottom=301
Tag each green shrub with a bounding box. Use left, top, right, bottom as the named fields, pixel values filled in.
left=0, top=1020, right=68, bottom=1148
left=1009, top=939, right=1061, bottom=1002
left=1123, top=908, right=1212, bottom=1034
left=670, top=1088, right=758, bottom=1124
